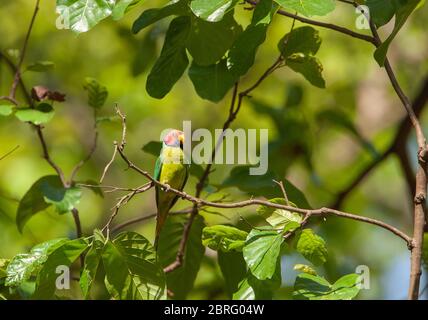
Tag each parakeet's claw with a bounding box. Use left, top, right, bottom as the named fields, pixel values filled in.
left=162, top=184, right=171, bottom=192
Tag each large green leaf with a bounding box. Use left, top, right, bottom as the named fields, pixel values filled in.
left=295, top=228, right=328, bottom=266
left=15, top=103, right=55, bottom=125
left=190, top=0, right=238, bottom=22
left=202, top=225, right=248, bottom=252
left=293, top=273, right=360, bottom=300
left=187, top=12, right=241, bottom=66
left=366, top=0, right=397, bottom=27
left=146, top=16, right=191, bottom=98
left=257, top=198, right=302, bottom=230
left=243, top=229, right=283, bottom=280
left=83, top=78, right=108, bottom=109
left=5, top=239, right=67, bottom=287
left=56, top=0, right=115, bottom=33
left=278, top=26, right=321, bottom=57
left=274, top=0, right=335, bottom=17
left=33, top=238, right=89, bottom=299
left=374, top=0, right=421, bottom=66
left=278, top=26, right=325, bottom=88
left=188, top=59, right=237, bottom=102
left=227, top=0, right=277, bottom=77
left=102, top=232, right=166, bottom=300
left=80, top=230, right=105, bottom=299
left=16, top=175, right=82, bottom=232
left=158, top=215, right=205, bottom=299
left=218, top=251, right=247, bottom=297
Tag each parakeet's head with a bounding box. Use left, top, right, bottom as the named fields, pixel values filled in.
left=163, top=129, right=185, bottom=149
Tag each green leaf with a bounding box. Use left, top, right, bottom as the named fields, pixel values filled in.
left=190, top=0, right=238, bottom=22
left=217, top=251, right=247, bottom=297
left=243, top=229, right=283, bottom=280
left=278, top=26, right=321, bottom=57
left=202, top=225, right=248, bottom=252
left=228, top=0, right=278, bottom=77
left=80, top=230, right=105, bottom=299
left=42, top=183, right=82, bottom=215
left=295, top=228, right=328, bottom=266
left=146, top=16, right=191, bottom=99
left=33, top=238, right=89, bottom=299
left=25, top=61, right=55, bottom=72
left=188, top=59, right=237, bottom=102
left=5, top=239, right=67, bottom=287
left=112, top=0, right=143, bottom=21
left=158, top=215, right=205, bottom=299
left=15, top=103, right=55, bottom=125
left=287, top=54, right=325, bottom=88
left=132, top=0, right=188, bottom=33
left=83, top=77, right=108, bottom=109
left=274, top=0, right=335, bottom=17
left=187, top=11, right=242, bottom=66
left=16, top=175, right=82, bottom=232
left=56, top=0, right=115, bottom=33
left=278, top=26, right=325, bottom=88
left=257, top=198, right=302, bottom=230
left=293, top=273, right=360, bottom=300
left=0, top=104, right=14, bottom=116
left=374, top=0, right=421, bottom=66
left=233, top=266, right=281, bottom=300
left=366, top=0, right=397, bottom=27
left=102, top=232, right=166, bottom=300
left=142, top=141, right=162, bottom=156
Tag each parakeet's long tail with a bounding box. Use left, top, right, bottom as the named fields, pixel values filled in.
left=154, top=210, right=166, bottom=250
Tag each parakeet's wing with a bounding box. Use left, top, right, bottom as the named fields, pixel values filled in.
left=168, top=163, right=189, bottom=208
left=154, top=155, right=163, bottom=207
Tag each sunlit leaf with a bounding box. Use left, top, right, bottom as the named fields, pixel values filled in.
left=33, top=238, right=89, bottom=299
left=202, top=225, right=248, bottom=252
left=295, top=228, right=328, bottom=266
left=274, top=0, right=335, bottom=17
left=5, top=239, right=67, bottom=287
left=56, top=0, right=115, bottom=33
left=190, top=0, right=239, bottom=22
left=243, top=229, right=283, bottom=280
left=15, top=103, right=55, bottom=125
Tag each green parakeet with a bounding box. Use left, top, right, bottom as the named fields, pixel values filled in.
left=154, top=129, right=188, bottom=248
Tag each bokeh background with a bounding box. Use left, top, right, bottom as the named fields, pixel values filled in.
left=0, top=0, right=427, bottom=299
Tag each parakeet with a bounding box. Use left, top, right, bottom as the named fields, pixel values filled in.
left=154, top=129, right=188, bottom=248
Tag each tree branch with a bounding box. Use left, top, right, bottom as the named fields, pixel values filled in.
left=244, top=0, right=376, bottom=44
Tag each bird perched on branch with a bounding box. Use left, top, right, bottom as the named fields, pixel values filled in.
left=154, top=129, right=188, bottom=248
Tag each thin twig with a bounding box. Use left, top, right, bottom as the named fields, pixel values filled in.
left=0, top=145, right=20, bottom=161
left=9, top=0, right=40, bottom=99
